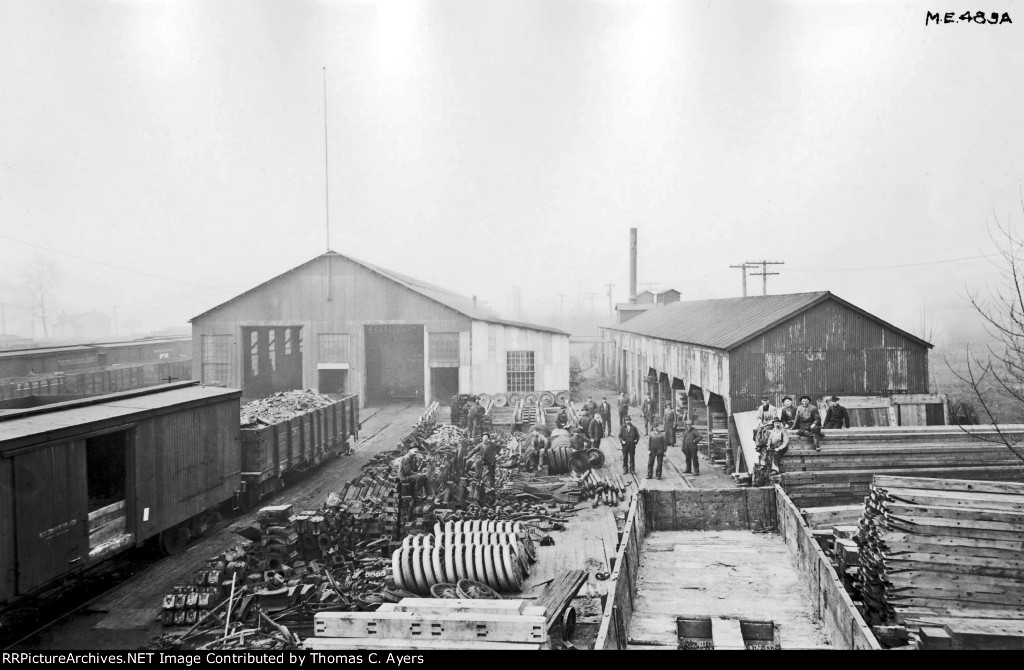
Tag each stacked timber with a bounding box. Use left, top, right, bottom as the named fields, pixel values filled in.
left=307, top=598, right=548, bottom=650
left=779, top=425, right=1024, bottom=508
left=856, top=475, right=1024, bottom=649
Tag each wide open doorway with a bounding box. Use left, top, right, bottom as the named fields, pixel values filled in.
left=364, top=324, right=424, bottom=405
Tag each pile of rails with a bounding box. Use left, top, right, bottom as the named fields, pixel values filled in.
left=240, top=390, right=337, bottom=427
left=777, top=425, right=1024, bottom=508
left=856, top=475, right=1024, bottom=649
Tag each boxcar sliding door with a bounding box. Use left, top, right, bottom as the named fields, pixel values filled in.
left=13, top=441, right=89, bottom=594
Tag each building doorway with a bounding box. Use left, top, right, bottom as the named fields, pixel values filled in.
left=364, top=324, right=424, bottom=404
left=431, top=367, right=459, bottom=400
left=318, top=368, right=348, bottom=395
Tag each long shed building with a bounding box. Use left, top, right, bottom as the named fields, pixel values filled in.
left=191, top=252, right=570, bottom=405
left=600, top=291, right=935, bottom=423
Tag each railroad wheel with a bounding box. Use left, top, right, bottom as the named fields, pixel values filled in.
left=561, top=607, right=577, bottom=641
left=158, top=525, right=189, bottom=556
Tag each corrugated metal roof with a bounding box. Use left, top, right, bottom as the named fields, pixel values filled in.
left=604, top=292, right=932, bottom=350
left=0, top=384, right=241, bottom=449
left=191, top=252, right=569, bottom=336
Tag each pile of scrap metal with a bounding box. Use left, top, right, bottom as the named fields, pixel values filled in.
left=240, top=389, right=336, bottom=427
left=153, top=504, right=393, bottom=650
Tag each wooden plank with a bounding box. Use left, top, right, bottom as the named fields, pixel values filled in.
left=945, top=620, right=1024, bottom=650
left=873, top=476, right=1024, bottom=496
left=896, top=607, right=1024, bottom=623
left=313, top=611, right=546, bottom=643
left=394, top=599, right=545, bottom=617
left=711, top=618, right=745, bottom=650
left=305, top=637, right=541, bottom=651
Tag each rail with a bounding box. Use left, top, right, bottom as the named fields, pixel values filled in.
left=594, top=489, right=648, bottom=649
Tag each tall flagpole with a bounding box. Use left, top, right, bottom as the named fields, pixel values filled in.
left=323, top=66, right=331, bottom=252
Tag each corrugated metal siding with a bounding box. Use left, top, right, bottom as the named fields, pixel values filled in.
left=13, top=441, right=88, bottom=594
left=729, top=300, right=929, bottom=412
left=0, top=456, right=14, bottom=602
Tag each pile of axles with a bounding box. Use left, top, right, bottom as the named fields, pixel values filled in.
left=577, top=469, right=628, bottom=506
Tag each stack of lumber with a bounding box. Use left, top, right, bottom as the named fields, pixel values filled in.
left=536, top=569, right=588, bottom=635
left=305, top=598, right=548, bottom=650
left=778, top=425, right=1024, bottom=508
left=856, top=475, right=1024, bottom=649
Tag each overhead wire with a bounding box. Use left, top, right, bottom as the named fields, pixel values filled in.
left=0, top=233, right=231, bottom=293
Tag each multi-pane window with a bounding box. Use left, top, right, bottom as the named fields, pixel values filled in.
left=506, top=351, right=535, bottom=392
left=285, top=328, right=293, bottom=355
left=202, top=335, right=231, bottom=386
left=319, top=333, right=351, bottom=363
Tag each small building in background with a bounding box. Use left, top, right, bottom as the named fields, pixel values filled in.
left=614, top=288, right=682, bottom=324
left=52, top=310, right=111, bottom=341
left=190, top=252, right=570, bottom=406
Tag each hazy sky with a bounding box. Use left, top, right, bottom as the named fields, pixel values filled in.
left=1, top=0, right=1022, bottom=343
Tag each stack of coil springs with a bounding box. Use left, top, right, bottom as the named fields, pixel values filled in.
left=391, top=520, right=537, bottom=595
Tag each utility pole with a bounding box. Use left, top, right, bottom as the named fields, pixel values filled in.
left=745, top=260, right=784, bottom=296
left=557, top=294, right=568, bottom=317
left=585, top=292, right=598, bottom=315
left=638, top=282, right=659, bottom=293
left=605, top=283, right=615, bottom=316
left=729, top=263, right=758, bottom=297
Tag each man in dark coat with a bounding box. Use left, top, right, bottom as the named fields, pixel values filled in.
left=465, top=398, right=479, bottom=436
left=399, top=445, right=433, bottom=500
left=646, top=424, right=667, bottom=479
left=583, top=396, right=598, bottom=415
left=792, top=395, right=823, bottom=450
left=470, top=432, right=500, bottom=486
left=663, top=405, right=677, bottom=448
left=588, top=412, right=605, bottom=449
left=571, top=427, right=590, bottom=451
left=600, top=397, right=612, bottom=430
left=616, top=392, right=630, bottom=431
left=778, top=396, right=798, bottom=428
left=679, top=421, right=702, bottom=475
left=619, top=415, right=640, bottom=474
left=641, top=393, right=654, bottom=435
left=823, top=396, right=850, bottom=429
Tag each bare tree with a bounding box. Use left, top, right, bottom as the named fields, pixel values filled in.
left=948, top=214, right=1024, bottom=464
left=21, top=257, right=61, bottom=340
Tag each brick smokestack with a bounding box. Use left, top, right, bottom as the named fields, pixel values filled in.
left=629, top=228, right=638, bottom=300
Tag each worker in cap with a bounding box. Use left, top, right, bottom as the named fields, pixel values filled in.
left=398, top=444, right=433, bottom=501
left=679, top=420, right=702, bottom=475
left=756, top=394, right=777, bottom=426
left=823, top=395, right=850, bottom=429
left=791, top=395, right=823, bottom=450
left=646, top=422, right=666, bottom=479
left=619, top=415, right=640, bottom=475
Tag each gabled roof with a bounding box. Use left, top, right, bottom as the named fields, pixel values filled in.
left=191, top=252, right=569, bottom=336
left=603, top=292, right=932, bottom=351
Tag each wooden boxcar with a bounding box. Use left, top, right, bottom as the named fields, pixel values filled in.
left=240, top=394, right=359, bottom=505
left=0, top=382, right=242, bottom=605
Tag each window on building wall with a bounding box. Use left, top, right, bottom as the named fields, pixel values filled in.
left=249, top=331, right=259, bottom=376
left=202, top=335, right=231, bottom=386
left=268, top=329, right=277, bottom=372
left=506, top=351, right=535, bottom=392
left=285, top=328, right=293, bottom=355
left=318, top=333, right=351, bottom=363
left=299, top=329, right=304, bottom=353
